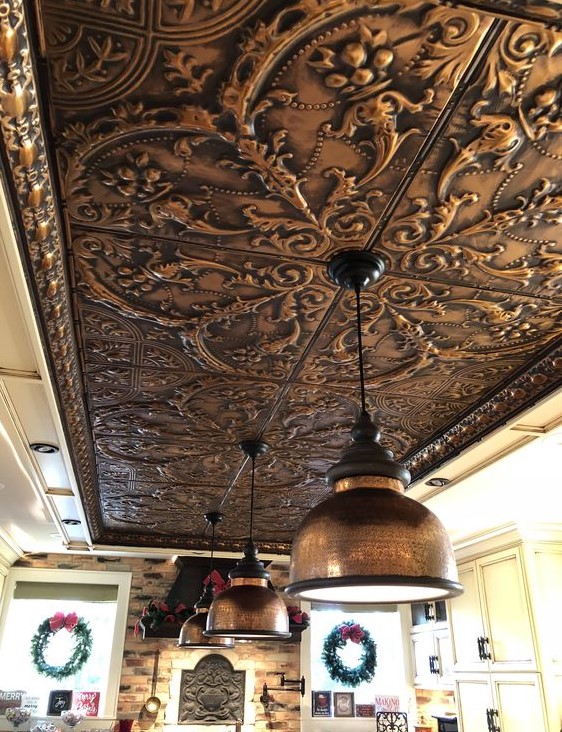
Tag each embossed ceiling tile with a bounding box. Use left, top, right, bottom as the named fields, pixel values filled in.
left=298, top=275, right=561, bottom=390
left=90, top=374, right=280, bottom=444
left=98, top=479, right=224, bottom=533
left=95, top=435, right=243, bottom=488
left=155, top=0, right=263, bottom=39
left=73, top=233, right=333, bottom=379
left=215, top=1, right=493, bottom=256
left=40, top=5, right=149, bottom=110
left=220, top=483, right=325, bottom=546
left=53, top=1, right=494, bottom=257
left=381, top=21, right=562, bottom=298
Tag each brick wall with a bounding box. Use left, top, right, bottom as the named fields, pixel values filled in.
left=14, top=553, right=301, bottom=732
left=414, top=688, right=456, bottom=731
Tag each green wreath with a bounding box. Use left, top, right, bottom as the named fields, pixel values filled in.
left=322, top=621, right=376, bottom=687
left=30, top=612, right=92, bottom=681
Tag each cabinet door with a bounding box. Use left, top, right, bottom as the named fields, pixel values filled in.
left=456, top=676, right=492, bottom=732
left=449, top=563, right=487, bottom=670
left=411, top=630, right=435, bottom=686
left=493, top=674, right=548, bottom=732
left=434, top=628, right=454, bottom=686
left=479, top=550, right=536, bottom=670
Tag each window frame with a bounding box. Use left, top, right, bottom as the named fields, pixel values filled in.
left=0, top=567, right=131, bottom=718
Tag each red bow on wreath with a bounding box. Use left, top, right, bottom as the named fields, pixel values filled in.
left=339, top=623, right=365, bottom=643
left=49, top=611, right=78, bottom=632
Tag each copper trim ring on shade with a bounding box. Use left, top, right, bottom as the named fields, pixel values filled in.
left=334, top=475, right=404, bottom=493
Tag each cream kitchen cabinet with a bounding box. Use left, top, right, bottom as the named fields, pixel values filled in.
left=410, top=601, right=453, bottom=688
left=411, top=625, right=454, bottom=688
left=449, top=547, right=537, bottom=673
left=455, top=673, right=549, bottom=732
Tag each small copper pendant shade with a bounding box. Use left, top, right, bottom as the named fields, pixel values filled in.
left=205, top=441, right=291, bottom=640
left=178, top=511, right=234, bottom=649
left=285, top=251, right=463, bottom=605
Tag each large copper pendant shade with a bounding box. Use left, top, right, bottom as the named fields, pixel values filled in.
left=178, top=511, right=234, bottom=649
left=285, top=250, right=463, bottom=605
left=205, top=440, right=291, bottom=640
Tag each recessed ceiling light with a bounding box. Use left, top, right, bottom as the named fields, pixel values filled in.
left=61, top=518, right=81, bottom=526
left=30, top=442, right=59, bottom=454
left=425, top=477, right=451, bottom=487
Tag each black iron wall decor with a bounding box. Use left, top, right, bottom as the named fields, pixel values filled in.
left=179, top=655, right=245, bottom=725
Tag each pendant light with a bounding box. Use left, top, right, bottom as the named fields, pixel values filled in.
left=205, top=440, right=291, bottom=640
left=178, top=511, right=235, bottom=649
left=285, top=249, right=463, bottom=604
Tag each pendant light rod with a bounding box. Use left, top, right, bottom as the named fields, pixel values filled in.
left=204, top=510, right=223, bottom=575
left=327, top=249, right=386, bottom=417
left=239, top=440, right=269, bottom=544
left=177, top=509, right=234, bottom=649
left=354, top=283, right=367, bottom=415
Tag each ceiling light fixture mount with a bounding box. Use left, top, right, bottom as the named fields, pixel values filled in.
left=30, top=443, right=59, bottom=454
left=178, top=510, right=235, bottom=649
left=285, top=249, right=463, bottom=605
left=426, top=477, right=451, bottom=487
left=205, top=439, right=291, bottom=640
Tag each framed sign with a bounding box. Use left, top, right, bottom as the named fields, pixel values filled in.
left=355, top=703, right=376, bottom=717
left=47, top=690, right=73, bottom=715
left=333, top=692, right=354, bottom=718
left=311, top=691, right=331, bottom=717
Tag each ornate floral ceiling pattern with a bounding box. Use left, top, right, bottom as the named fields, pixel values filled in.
left=0, top=0, right=560, bottom=552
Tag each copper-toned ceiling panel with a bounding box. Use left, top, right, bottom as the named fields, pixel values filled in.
left=0, top=0, right=560, bottom=553
left=381, top=22, right=562, bottom=300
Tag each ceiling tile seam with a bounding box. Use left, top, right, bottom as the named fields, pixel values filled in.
left=363, top=18, right=507, bottom=254
left=69, top=222, right=561, bottom=305
left=453, top=0, right=562, bottom=29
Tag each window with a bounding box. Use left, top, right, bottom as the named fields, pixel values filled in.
left=0, top=568, right=131, bottom=718
left=301, top=603, right=412, bottom=727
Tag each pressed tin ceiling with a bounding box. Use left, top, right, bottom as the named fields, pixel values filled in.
left=0, top=0, right=561, bottom=554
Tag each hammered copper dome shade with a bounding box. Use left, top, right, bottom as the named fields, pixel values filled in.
left=287, top=475, right=462, bottom=603
left=178, top=511, right=235, bottom=649
left=178, top=586, right=235, bottom=649
left=205, top=542, right=290, bottom=640
left=205, top=574, right=291, bottom=640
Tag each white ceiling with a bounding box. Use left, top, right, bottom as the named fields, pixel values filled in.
left=0, top=180, right=560, bottom=561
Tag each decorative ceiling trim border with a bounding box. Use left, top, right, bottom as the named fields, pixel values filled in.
left=405, top=339, right=562, bottom=480
left=92, top=532, right=292, bottom=556
left=0, top=0, right=102, bottom=538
